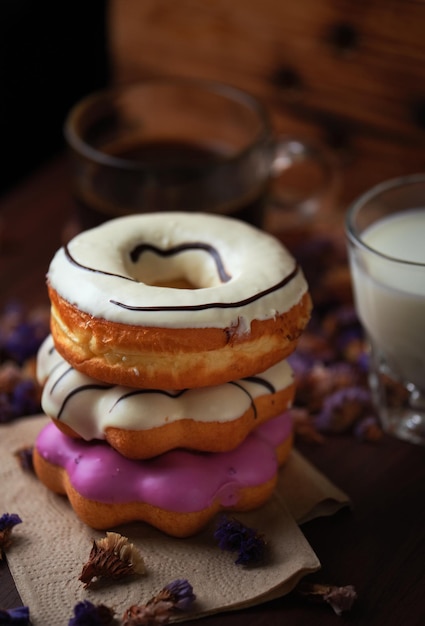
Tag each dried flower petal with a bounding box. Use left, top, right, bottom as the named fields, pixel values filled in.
left=0, top=363, right=41, bottom=423
left=294, top=361, right=360, bottom=413
left=163, top=579, right=196, bottom=610
left=68, top=600, right=117, bottom=626
left=121, top=579, right=195, bottom=626
left=79, top=532, right=146, bottom=588
left=296, top=582, right=357, bottom=615
left=0, top=302, right=48, bottom=422
left=0, top=605, right=31, bottom=624
left=0, top=513, right=22, bottom=558
left=214, top=516, right=266, bottom=565
left=323, top=584, right=358, bottom=615
left=315, top=386, right=373, bottom=434
left=121, top=602, right=171, bottom=626
left=14, top=446, right=34, bottom=473
left=0, top=513, right=22, bottom=532
left=0, top=302, right=49, bottom=365
left=354, top=415, right=383, bottom=442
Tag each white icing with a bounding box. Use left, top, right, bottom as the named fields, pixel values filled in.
left=37, top=335, right=294, bottom=440
left=48, top=212, right=308, bottom=329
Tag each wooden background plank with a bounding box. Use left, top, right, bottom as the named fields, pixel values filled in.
left=108, top=0, right=425, bottom=206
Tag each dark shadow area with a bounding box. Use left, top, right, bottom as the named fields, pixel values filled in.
left=0, top=0, right=110, bottom=194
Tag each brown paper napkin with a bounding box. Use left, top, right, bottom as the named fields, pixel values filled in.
left=0, top=416, right=350, bottom=626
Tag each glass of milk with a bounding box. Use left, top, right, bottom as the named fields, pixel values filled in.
left=346, top=174, right=425, bottom=445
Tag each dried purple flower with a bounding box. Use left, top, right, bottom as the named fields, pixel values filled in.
left=0, top=605, right=30, bottom=625
left=214, top=516, right=266, bottom=566
left=121, top=579, right=195, bottom=626
left=0, top=513, right=22, bottom=531
left=11, top=379, right=39, bottom=416
left=0, top=362, right=41, bottom=423
left=79, top=532, right=146, bottom=589
left=0, top=303, right=49, bottom=365
left=163, top=578, right=196, bottom=610
left=354, top=415, right=383, bottom=442
left=315, top=386, right=373, bottom=434
left=323, top=584, right=358, bottom=615
left=295, top=361, right=360, bottom=413
left=0, top=392, right=15, bottom=423
left=68, top=600, right=117, bottom=626
left=356, top=351, right=370, bottom=374
left=3, top=323, right=41, bottom=365
left=0, top=513, right=22, bottom=557
left=0, top=302, right=47, bottom=421
left=296, top=582, right=357, bottom=615
left=14, top=446, right=34, bottom=473
left=322, top=305, right=362, bottom=341
left=0, top=362, right=22, bottom=393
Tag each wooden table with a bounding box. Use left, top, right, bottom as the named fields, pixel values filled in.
left=1, top=157, right=425, bottom=625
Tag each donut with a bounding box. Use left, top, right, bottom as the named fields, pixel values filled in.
left=47, top=212, right=311, bottom=389
left=37, top=335, right=295, bottom=459
left=32, top=412, right=293, bottom=537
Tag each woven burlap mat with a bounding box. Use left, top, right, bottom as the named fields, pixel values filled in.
left=0, top=416, right=350, bottom=626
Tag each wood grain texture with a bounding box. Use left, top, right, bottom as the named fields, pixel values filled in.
left=107, top=0, right=425, bottom=205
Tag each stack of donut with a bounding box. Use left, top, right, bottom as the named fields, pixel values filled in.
left=33, top=212, right=312, bottom=537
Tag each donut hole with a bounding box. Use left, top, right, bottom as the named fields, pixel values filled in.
left=152, top=277, right=197, bottom=289
left=125, top=249, right=228, bottom=289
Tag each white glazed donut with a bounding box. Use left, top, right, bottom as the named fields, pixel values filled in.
left=37, top=335, right=295, bottom=459
left=47, top=212, right=311, bottom=388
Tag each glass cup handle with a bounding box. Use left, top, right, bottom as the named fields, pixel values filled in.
left=268, top=136, right=337, bottom=222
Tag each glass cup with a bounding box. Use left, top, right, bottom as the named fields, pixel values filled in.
left=346, top=174, right=425, bottom=445
left=64, top=77, right=333, bottom=230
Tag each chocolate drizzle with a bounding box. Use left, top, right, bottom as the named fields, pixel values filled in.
left=228, top=381, right=258, bottom=418
left=129, top=242, right=232, bottom=283
left=110, top=383, right=260, bottom=418
left=242, top=375, right=276, bottom=395
left=64, top=245, right=137, bottom=283
left=47, top=363, right=278, bottom=424
left=64, top=240, right=232, bottom=284
left=63, top=240, right=300, bottom=315
left=109, top=265, right=299, bottom=312
left=50, top=365, right=74, bottom=394
left=56, top=383, right=114, bottom=420
left=47, top=361, right=113, bottom=420
left=109, top=388, right=187, bottom=412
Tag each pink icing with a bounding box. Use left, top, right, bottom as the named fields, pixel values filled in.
left=35, top=412, right=292, bottom=513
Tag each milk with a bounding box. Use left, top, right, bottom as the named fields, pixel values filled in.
left=349, top=209, right=425, bottom=390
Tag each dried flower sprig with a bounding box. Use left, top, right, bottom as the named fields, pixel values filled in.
left=0, top=302, right=49, bottom=422
left=214, top=516, right=266, bottom=566
left=315, top=386, right=379, bottom=438
left=121, top=579, right=196, bottom=626
left=296, top=581, right=358, bottom=616
left=0, top=362, right=41, bottom=423
left=0, top=302, right=49, bottom=366
left=79, top=532, right=146, bottom=589
left=68, top=600, right=117, bottom=626
left=0, top=513, right=22, bottom=558
left=279, top=226, right=385, bottom=445
left=162, top=579, right=196, bottom=610
left=0, top=605, right=31, bottom=625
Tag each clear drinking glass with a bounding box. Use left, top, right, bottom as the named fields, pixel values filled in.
left=346, top=174, right=425, bottom=445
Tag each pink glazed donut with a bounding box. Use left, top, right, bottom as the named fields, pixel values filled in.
left=33, top=412, right=293, bottom=537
